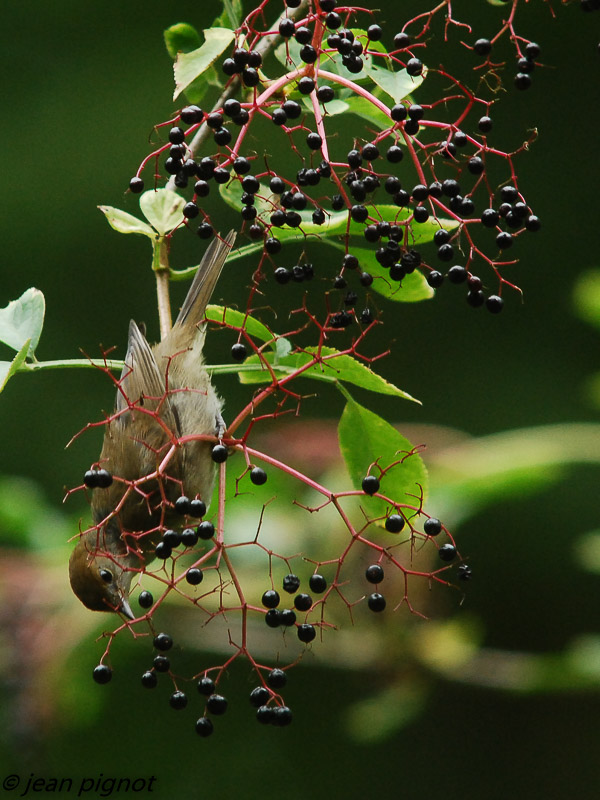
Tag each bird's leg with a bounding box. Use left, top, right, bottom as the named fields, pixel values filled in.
left=216, top=409, right=226, bottom=440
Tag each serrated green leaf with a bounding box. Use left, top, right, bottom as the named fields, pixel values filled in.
left=205, top=305, right=277, bottom=344
left=239, top=346, right=420, bottom=403
left=0, top=289, right=45, bottom=357
left=164, top=22, right=202, bottom=59
left=0, top=339, right=31, bottom=392
left=98, top=205, right=155, bottom=238
left=139, top=189, right=186, bottom=235
left=338, top=396, right=428, bottom=521
left=173, top=28, right=236, bottom=100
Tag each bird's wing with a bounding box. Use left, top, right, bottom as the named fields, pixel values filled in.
left=116, top=320, right=179, bottom=435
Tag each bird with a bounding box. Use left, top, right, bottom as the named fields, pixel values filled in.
left=69, top=230, right=236, bottom=619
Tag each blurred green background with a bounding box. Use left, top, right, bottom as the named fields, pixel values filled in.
left=2, top=1, right=600, bottom=798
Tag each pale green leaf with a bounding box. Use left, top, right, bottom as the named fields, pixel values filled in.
left=0, top=289, right=45, bottom=357
left=343, top=95, right=392, bottom=130
left=338, top=396, right=428, bottom=521
left=174, top=28, right=236, bottom=100
left=361, top=60, right=425, bottom=103
left=164, top=22, right=202, bottom=59
left=139, top=189, right=186, bottom=235
left=98, top=205, right=155, bottom=238
left=0, top=339, right=31, bottom=392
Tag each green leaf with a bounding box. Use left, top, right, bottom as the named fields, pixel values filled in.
left=573, top=270, right=600, bottom=331
left=361, top=60, right=425, bottom=103
left=173, top=28, right=236, bottom=100
left=205, top=305, right=277, bottom=344
left=338, top=396, right=428, bottom=520
left=343, top=95, right=392, bottom=130
left=239, top=346, right=420, bottom=404
left=0, top=288, right=45, bottom=357
left=139, top=189, right=186, bottom=235
left=164, top=22, right=202, bottom=59
left=0, top=339, right=31, bottom=393
left=323, top=243, right=434, bottom=303
left=98, top=205, right=155, bottom=238
left=215, top=0, right=243, bottom=28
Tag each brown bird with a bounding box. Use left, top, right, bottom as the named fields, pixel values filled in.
left=69, top=230, right=236, bottom=618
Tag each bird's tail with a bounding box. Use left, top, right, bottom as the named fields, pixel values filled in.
left=174, top=229, right=236, bottom=332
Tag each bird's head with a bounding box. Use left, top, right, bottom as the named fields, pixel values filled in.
left=69, top=535, right=136, bottom=619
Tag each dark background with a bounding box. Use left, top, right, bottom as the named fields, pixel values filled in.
left=1, top=1, right=599, bottom=798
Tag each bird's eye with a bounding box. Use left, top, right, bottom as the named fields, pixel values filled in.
left=99, top=569, right=113, bottom=584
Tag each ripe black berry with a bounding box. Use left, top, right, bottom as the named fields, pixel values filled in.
left=176, top=527, right=196, bottom=549
left=437, top=244, right=454, bottom=262
left=424, top=517, right=442, bottom=536
left=468, top=156, right=485, bottom=175
left=306, top=132, right=323, bottom=150
left=473, top=38, right=492, bottom=56
left=394, top=32, right=411, bottom=49
left=93, top=665, right=112, bottom=684
left=486, top=295, right=504, bottom=313
left=211, top=444, right=228, bottom=463
left=154, top=541, right=172, bottom=560
left=262, top=590, right=280, bottom=609
left=265, top=236, right=282, bottom=254
left=213, top=168, right=230, bottom=184
left=206, top=694, right=228, bottom=715
left=197, top=520, right=215, bottom=540
left=154, top=633, right=173, bottom=652
left=439, top=544, right=457, bottom=562
left=478, top=115, right=493, bottom=133
left=250, top=686, right=270, bottom=707
left=386, top=145, right=404, bottom=163
left=272, top=706, right=293, bottom=726
left=170, top=691, right=188, bottom=710
left=467, top=291, right=485, bottom=308
left=295, top=25, right=312, bottom=43
left=309, top=574, right=327, bottom=593
left=274, top=267, right=291, bottom=284
left=365, top=564, right=384, bottom=583
left=250, top=467, right=267, bottom=485
left=279, top=18, right=295, bottom=37
left=141, top=671, right=157, bottom=689
left=186, top=568, right=204, bottom=586
left=448, top=266, right=468, bottom=284
left=129, top=177, right=144, bottom=193
left=282, top=574, right=300, bottom=594
left=351, top=205, right=368, bottom=223
left=496, top=232, right=513, bottom=250
left=298, top=624, right=317, bottom=643
left=294, top=593, right=312, bottom=611
left=168, top=126, right=185, bottom=144
left=360, top=272, right=373, bottom=287
left=195, top=717, right=214, bottom=737
left=183, top=201, right=199, bottom=219
left=280, top=609, right=297, bottom=626
left=138, top=590, right=153, bottom=609
left=190, top=498, right=206, bottom=518
left=427, top=271, right=444, bottom=288
left=367, top=24, right=383, bottom=41
left=267, top=668, right=287, bottom=689
left=481, top=208, right=499, bottom=228
left=367, top=593, right=386, bottom=612
left=256, top=705, right=275, bottom=724
left=223, top=98, right=241, bottom=117
left=297, top=76, right=315, bottom=95
left=153, top=655, right=170, bottom=673
left=300, top=44, right=318, bottom=63
left=406, top=58, right=423, bottom=76
left=265, top=609, right=282, bottom=628
left=385, top=514, right=405, bottom=533
left=231, top=342, right=247, bottom=361
left=181, top=104, right=204, bottom=123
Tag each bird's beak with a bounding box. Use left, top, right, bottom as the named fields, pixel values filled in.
left=119, top=595, right=135, bottom=620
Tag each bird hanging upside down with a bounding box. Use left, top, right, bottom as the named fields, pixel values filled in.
left=69, top=230, right=236, bottom=618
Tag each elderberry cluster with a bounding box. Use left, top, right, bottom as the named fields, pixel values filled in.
left=128, top=0, right=546, bottom=312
